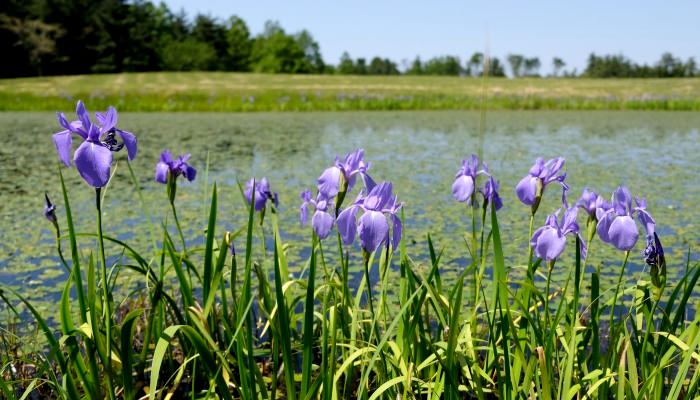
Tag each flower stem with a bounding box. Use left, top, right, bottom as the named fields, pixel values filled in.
left=52, top=224, right=71, bottom=274
left=523, top=212, right=537, bottom=311
left=363, top=250, right=375, bottom=322
left=545, top=260, right=555, bottom=329
left=608, top=250, right=631, bottom=332
left=95, top=188, right=115, bottom=400
left=169, top=198, right=187, bottom=253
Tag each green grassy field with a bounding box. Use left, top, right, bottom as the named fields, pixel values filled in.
left=1, top=72, right=699, bottom=111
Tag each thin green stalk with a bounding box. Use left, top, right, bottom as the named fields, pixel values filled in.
left=544, top=260, right=555, bottom=330
left=169, top=199, right=187, bottom=253
left=609, top=250, right=631, bottom=330
left=363, top=250, right=376, bottom=323
left=95, top=188, right=115, bottom=400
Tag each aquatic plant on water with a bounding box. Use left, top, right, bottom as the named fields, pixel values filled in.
left=1, top=100, right=700, bottom=399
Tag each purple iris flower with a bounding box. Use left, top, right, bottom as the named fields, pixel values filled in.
left=317, top=148, right=375, bottom=198
left=155, top=150, right=197, bottom=184
left=452, top=154, right=487, bottom=203
left=52, top=101, right=137, bottom=188
left=336, top=182, right=403, bottom=252
left=244, top=177, right=279, bottom=212
left=576, top=188, right=610, bottom=218
left=530, top=207, right=586, bottom=262
left=481, top=176, right=503, bottom=211
left=596, top=186, right=655, bottom=251
left=300, top=189, right=335, bottom=239
left=44, top=192, right=57, bottom=224
left=516, top=157, right=568, bottom=209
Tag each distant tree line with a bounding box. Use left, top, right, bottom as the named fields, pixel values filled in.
left=582, top=53, right=697, bottom=78
left=1, top=0, right=698, bottom=78
left=1, top=0, right=324, bottom=77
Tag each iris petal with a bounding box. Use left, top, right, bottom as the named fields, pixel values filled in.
left=74, top=141, right=112, bottom=188
left=116, top=129, right=138, bottom=160
left=391, top=213, right=402, bottom=250
left=184, top=164, right=196, bottom=181
left=608, top=215, right=639, bottom=251
left=516, top=176, right=539, bottom=205
left=155, top=161, right=169, bottom=183
left=96, top=106, right=118, bottom=132
left=452, top=175, right=475, bottom=203
left=52, top=130, right=73, bottom=167
left=533, top=227, right=566, bottom=261
left=318, top=166, right=341, bottom=198
left=596, top=211, right=614, bottom=243
left=336, top=206, right=359, bottom=245
left=312, top=210, right=334, bottom=239
left=358, top=210, right=389, bottom=252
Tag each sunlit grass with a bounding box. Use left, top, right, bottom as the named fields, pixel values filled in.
left=1, top=72, right=699, bottom=111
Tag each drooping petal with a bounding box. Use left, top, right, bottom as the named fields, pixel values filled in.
left=391, top=213, right=403, bottom=250
left=312, top=210, right=334, bottom=239
left=452, top=175, right=475, bottom=203
left=318, top=166, right=341, bottom=197
left=358, top=210, right=389, bottom=252
left=95, top=106, right=118, bottom=133
left=336, top=206, right=359, bottom=245
left=516, top=176, right=539, bottom=206
left=561, top=207, right=580, bottom=235
left=254, top=190, right=268, bottom=211
left=155, top=161, right=169, bottom=184
left=532, top=227, right=566, bottom=261
left=483, top=176, right=503, bottom=211
left=74, top=141, right=112, bottom=188
left=115, top=129, right=137, bottom=160
left=183, top=164, right=197, bottom=181
left=360, top=172, right=377, bottom=192
left=52, top=130, right=73, bottom=167
left=596, top=211, right=615, bottom=244
left=578, top=233, right=588, bottom=260
left=607, top=215, right=639, bottom=251
left=635, top=203, right=656, bottom=237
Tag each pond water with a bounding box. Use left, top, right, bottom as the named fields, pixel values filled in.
left=0, top=111, right=699, bottom=319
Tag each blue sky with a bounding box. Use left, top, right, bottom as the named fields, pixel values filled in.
left=162, top=0, right=699, bottom=74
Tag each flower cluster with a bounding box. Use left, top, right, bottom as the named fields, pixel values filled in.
left=299, top=190, right=334, bottom=239
left=516, top=157, right=568, bottom=213
left=530, top=207, right=586, bottom=262
left=317, top=148, right=375, bottom=199
left=245, top=177, right=279, bottom=212
left=516, top=157, right=660, bottom=267
left=155, top=151, right=197, bottom=184
left=299, top=149, right=376, bottom=240
left=337, top=182, right=403, bottom=253
left=50, top=104, right=664, bottom=276
left=451, top=154, right=503, bottom=211
left=596, top=186, right=655, bottom=251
